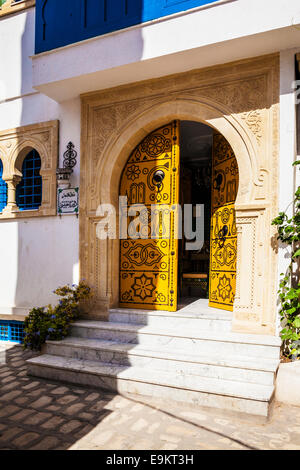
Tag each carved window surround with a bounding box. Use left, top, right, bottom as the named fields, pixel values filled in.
left=0, top=120, right=58, bottom=219
left=0, top=0, right=35, bottom=18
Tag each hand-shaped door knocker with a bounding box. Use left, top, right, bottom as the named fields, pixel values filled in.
left=217, top=224, right=228, bottom=248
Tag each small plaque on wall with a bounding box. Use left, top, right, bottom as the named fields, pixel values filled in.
left=57, top=187, right=79, bottom=215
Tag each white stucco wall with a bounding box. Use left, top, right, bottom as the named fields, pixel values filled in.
left=0, top=8, right=80, bottom=316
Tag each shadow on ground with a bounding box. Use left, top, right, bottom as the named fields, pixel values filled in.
left=0, top=345, right=116, bottom=450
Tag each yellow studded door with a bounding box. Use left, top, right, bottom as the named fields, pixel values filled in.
left=209, top=132, right=239, bottom=311
left=119, top=121, right=180, bottom=311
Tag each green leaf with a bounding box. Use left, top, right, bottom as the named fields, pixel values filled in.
left=293, top=249, right=300, bottom=259
left=293, top=318, right=300, bottom=328
left=287, top=307, right=297, bottom=315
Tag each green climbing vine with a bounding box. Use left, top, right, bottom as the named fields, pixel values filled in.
left=272, top=161, right=300, bottom=359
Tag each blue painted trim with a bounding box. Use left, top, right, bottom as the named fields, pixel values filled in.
left=16, top=149, right=42, bottom=211
left=36, top=0, right=220, bottom=54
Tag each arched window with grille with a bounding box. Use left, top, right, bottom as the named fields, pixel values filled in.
left=16, top=149, right=42, bottom=211
left=0, top=159, right=7, bottom=212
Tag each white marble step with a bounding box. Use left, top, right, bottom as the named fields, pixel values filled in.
left=71, top=321, right=281, bottom=359
left=109, top=307, right=232, bottom=331
left=27, top=354, right=274, bottom=416
left=44, top=336, right=278, bottom=386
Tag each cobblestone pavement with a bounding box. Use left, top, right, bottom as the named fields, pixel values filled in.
left=0, top=342, right=300, bottom=450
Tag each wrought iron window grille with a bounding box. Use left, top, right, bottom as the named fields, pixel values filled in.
left=16, top=149, right=42, bottom=211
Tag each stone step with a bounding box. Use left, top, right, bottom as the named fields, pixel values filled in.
left=26, top=354, right=274, bottom=416
left=44, top=336, right=279, bottom=386
left=71, top=321, right=281, bottom=360
left=109, top=307, right=232, bottom=331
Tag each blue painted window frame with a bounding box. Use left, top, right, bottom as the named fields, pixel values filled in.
left=16, top=149, right=43, bottom=211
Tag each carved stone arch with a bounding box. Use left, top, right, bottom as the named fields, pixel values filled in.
left=0, top=143, right=9, bottom=178
left=10, top=139, right=45, bottom=179
left=96, top=98, right=260, bottom=209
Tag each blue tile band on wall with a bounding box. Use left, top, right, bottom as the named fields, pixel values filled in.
left=0, top=321, right=25, bottom=344
left=0, top=160, right=7, bottom=213
left=36, top=0, right=220, bottom=54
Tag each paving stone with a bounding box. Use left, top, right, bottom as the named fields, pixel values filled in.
left=25, top=412, right=52, bottom=426
left=56, top=395, right=77, bottom=405
left=10, top=361, right=24, bottom=368
left=112, top=396, right=130, bottom=409
left=105, top=434, right=131, bottom=450
left=130, top=418, right=148, bottom=432
left=159, top=433, right=181, bottom=444
left=22, top=381, right=40, bottom=390
left=60, top=420, right=82, bottom=434
left=62, top=403, right=86, bottom=416
left=16, top=371, right=27, bottom=377
left=9, top=409, right=34, bottom=422
left=31, top=396, right=53, bottom=409
left=74, top=423, right=94, bottom=439
left=130, top=403, right=144, bottom=413
left=166, top=424, right=197, bottom=437
left=46, top=405, right=62, bottom=412
left=129, top=439, right=156, bottom=450
left=78, top=412, right=95, bottom=421
left=88, top=401, right=109, bottom=412
left=147, top=422, right=161, bottom=434
left=15, top=397, right=30, bottom=405
left=0, top=370, right=13, bottom=378
left=27, top=389, right=47, bottom=397
left=85, top=392, right=101, bottom=402
left=51, top=386, right=69, bottom=395
left=30, top=436, right=61, bottom=451
left=0, top=390, right=22, bottom=401
left=0, top=382, right=21, bottom=392
left=71, top=388, right=86, bottom=395
left=41, top=416, right=65, bottom=430
left=0, top=405, right=21, bottom=418
left=1, top=375, right=17, bottom=384
left=13, top=432, right=40, bottom=448
left=0, top=427, right=23, bottom=442
left=160, top=442, right=178, bottom=450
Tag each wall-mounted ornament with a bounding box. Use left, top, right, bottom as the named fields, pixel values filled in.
left=56, top=142, right=77, bottom=189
